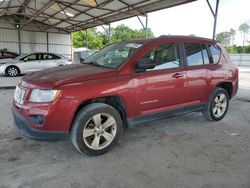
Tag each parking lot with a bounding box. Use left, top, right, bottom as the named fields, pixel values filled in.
left=0, top=68, right=249, bottom=188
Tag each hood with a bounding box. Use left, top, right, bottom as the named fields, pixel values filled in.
left=22, top=64, right=118, bottom=88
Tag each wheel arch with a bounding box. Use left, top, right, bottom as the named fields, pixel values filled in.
left=216, top=82, right=233, bottom=99
left=69, top=96, right=128, bottom=132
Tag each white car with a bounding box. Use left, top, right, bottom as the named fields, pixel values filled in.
left=0, top=52, right=71, bottom=77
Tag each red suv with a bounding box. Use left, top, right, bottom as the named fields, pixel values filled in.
left=12, top=36, right=238, bottom=155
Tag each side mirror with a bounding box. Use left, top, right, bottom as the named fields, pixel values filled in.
left=135, top=58, right=156, bottom=72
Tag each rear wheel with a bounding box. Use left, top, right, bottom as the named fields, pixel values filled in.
left=6, top=66, right=19, bottom=77
left=202, top=88, right=229, bottom=121
left=70, top=103, right=123, bottom=156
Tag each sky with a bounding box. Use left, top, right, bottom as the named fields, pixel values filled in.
left=100, top=0, right=250, bottom=46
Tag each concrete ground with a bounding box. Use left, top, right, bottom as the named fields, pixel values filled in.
left=0, top=70, right=250, bottom=188
left=0, top=76, right=21, bottom=89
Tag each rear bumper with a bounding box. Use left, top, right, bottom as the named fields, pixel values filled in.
left=12, top=105, right=68, bottom=141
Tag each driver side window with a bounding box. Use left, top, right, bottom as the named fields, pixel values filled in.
left=143, top=43, right=180, bottom=71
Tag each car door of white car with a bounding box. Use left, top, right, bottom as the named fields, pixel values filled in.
left=42, top=53, right=63, bottom=69
left=18, top=53, right=43, bottom=73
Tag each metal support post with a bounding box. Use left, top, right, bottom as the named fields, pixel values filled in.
left=137, top=14, right=148, bottom=38
left=18, top=29, right=21, bottom=54
left=102, top=24, right=112, bottom=44
left=206, top=0, right=220, bottom=39
left=109, top=24, right=111, bottom=44
left=86, top=29, right=88, bottom=49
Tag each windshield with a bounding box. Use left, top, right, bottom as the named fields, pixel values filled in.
left=15, top=54, right=27, bottom=60
left=84, top=42, right=144, bottom=68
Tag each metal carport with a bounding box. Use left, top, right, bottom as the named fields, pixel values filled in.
left=0, top=0, right=220, bottom=56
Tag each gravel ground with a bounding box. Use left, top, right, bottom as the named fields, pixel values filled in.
left=0, top=70, right=249, bottom=188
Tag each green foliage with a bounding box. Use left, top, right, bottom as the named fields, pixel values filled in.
left=72, top=28, right=106, bottom=50
left=217, top=23, right=250, bottom=54
left=73, top=24, right=154, bottom=50
left=239, top=23, right=249, bottom=50
left=225, top=45, right=250, bottom=54
left=239, top=23, right=249, bottom=34
left=226, top=45, right=238, bottom=54
left=216, top=31, right=231, bottom=46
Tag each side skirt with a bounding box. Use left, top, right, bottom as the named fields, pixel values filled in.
left=127, top=104, right=207, bottom=127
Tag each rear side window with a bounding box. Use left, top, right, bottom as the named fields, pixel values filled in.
left=184, top=43, right=203, bottom=66
left=209, top=45, right=221, bottom=64
left=43, top=53, right=61, bottom=60
left=3, top=52, right=15, bottom=57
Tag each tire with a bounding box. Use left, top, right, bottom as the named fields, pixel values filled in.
left=70, top=103, right=123, bottom=156
left=6, top=66, right=19, bottom=77
left=202, top=87, right=229, bottom=121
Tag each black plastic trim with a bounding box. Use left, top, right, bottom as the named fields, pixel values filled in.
left=127, top=104, right=207, bottom=127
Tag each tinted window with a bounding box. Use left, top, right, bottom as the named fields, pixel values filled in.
left=184, top=43, right=203, bottom=66
left=43, top=53, right=60, bottom=60
left=209, top=45, right=221, bottom=64
left=22, top=54, right=37, bottom=61
left=201, top=45, right=210, bottom=64
left=3, top=52, right=16, bottom=57
left=142, top=43, right=180, bottom=71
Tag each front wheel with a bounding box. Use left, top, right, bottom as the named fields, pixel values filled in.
left=202, top=88, right=229, bottom=121
left=6, top=66, right=19, bottom=77
left=70, top=103, right=123, bottom=156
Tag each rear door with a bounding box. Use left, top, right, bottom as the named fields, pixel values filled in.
left=183, top=42, right=211, bottom=104
left=42, top=53, right=63, bottom=69
left=133, top=40, right=188, bottom=115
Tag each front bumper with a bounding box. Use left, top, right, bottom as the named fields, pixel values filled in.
left=12, top=105, right=68, bottom=141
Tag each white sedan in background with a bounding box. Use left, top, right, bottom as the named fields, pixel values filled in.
left=0, top=52, right=71, bottom=77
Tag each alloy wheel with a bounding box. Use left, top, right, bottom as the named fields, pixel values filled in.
left=212, top=93, right=228, bottom=118
left=7, top=67, right=18, bottom=77
left=83, top=113, right=117, bottom=150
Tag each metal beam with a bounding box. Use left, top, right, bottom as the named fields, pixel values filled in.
left=206, top=0, right=220, bottom=39
left=18, top=29, right=21, bottom=54
left=101, top=24, right=111, bottom=44
left=86, top=29, right=88, bottom=48
left=137, top=14, right=148, bottom=38
left=22, top=0, right=57, bottom=27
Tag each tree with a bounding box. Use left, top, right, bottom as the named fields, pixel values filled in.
left=230, top=28, right=236, bottom=45
left=216, top=32, right=231, bottom=46
left=72, top=28, right=106, bottom=50
left=239, top=23, right=249, bottom=51
left=72, top=24, right=155, bottom=50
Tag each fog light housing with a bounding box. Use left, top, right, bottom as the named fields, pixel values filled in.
left=29, top=115, right=45, bottom=125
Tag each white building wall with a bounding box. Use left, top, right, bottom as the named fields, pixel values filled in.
left=48, top=33, right=71, bottom=58
left=230, top=54, right=250, bottom=66
left=0, top=18, right=72, bottom=58
left=0, top=29, right=19, bottom=53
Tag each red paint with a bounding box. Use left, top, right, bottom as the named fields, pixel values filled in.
left=13, top=36, right=238, bottom=132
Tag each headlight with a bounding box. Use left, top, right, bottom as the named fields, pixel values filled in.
left=29, top=89, right=61, bottom=103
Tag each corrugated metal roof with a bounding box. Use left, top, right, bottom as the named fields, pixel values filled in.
left=0, top=0, right=197, bottom=33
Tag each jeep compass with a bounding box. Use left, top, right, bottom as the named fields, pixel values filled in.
left=12, top=36, right=238, bottom=155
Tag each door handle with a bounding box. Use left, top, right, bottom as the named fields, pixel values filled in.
left=172, top=73, right=184, bottom=78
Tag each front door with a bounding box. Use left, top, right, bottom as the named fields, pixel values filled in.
left=133, top=41, right=188, bottom=115
left=19, top=53, right=43, bottom=73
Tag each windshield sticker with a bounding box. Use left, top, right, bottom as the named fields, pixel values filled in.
left=126, top=43, right=142, bottom=48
